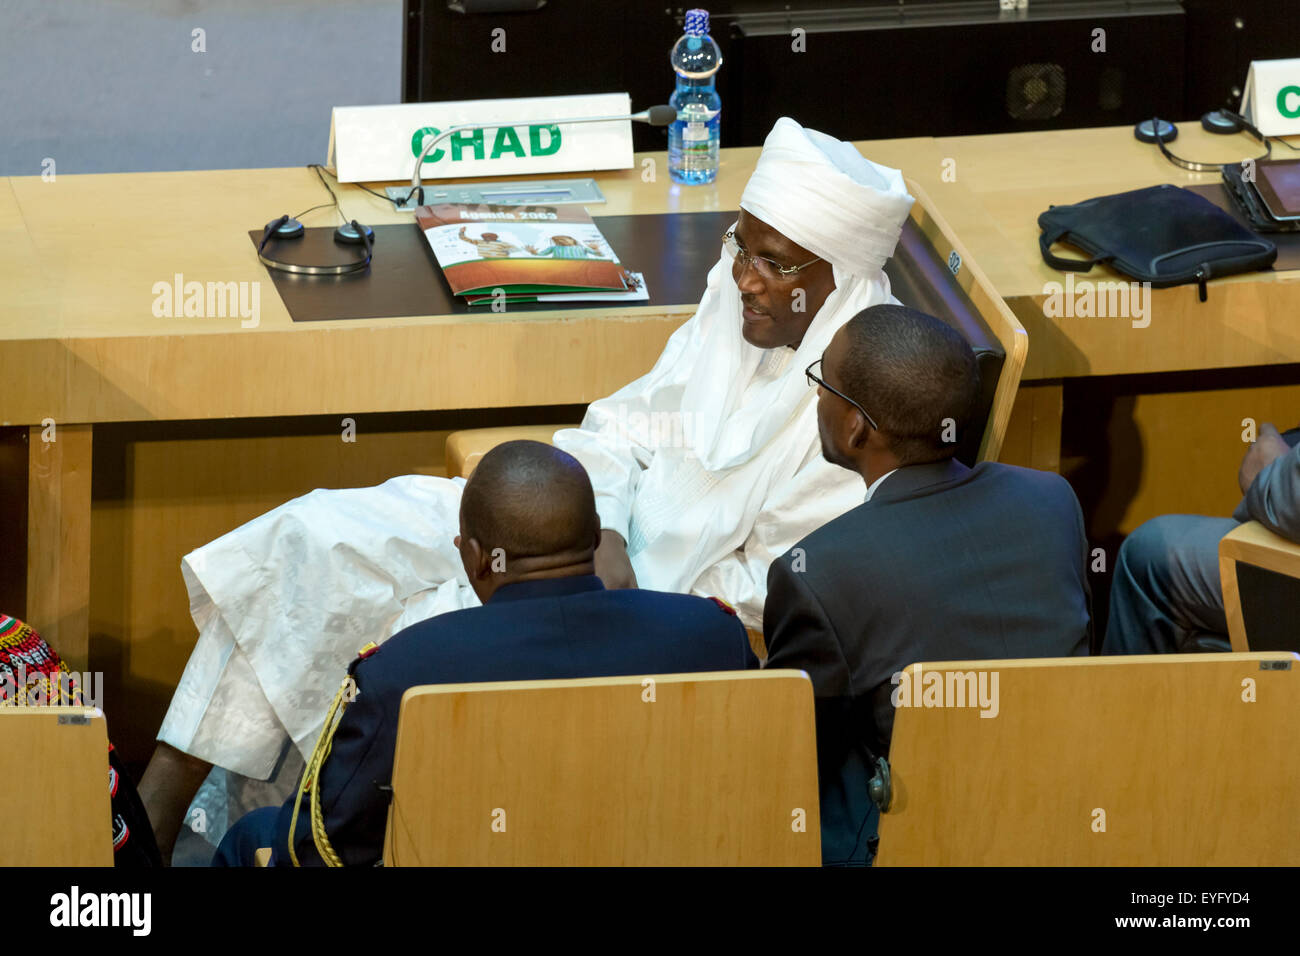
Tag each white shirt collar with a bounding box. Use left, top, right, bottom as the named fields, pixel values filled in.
left=864, top=468, right=899, bottom=502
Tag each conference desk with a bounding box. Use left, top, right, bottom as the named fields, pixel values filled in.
left=3, top=122, right=1299, bottom=769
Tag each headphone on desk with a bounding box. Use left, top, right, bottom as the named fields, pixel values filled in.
left=1135, top=110, right=1272, bottom=172
left=257, top=214, right=376, bottom=276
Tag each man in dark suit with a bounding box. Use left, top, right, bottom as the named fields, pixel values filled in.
left=214, top=440, right=754, bottom=866
left=1103, top=423, right=1300, bottom=654
left=763, top=304, right=1092, bottom=866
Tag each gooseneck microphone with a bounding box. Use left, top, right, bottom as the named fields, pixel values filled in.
left=405, top=104, right=677, bottom=208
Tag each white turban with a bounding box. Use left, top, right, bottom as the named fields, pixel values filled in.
left=673, top=117, right=916, bottom=472
left=740, top=117, right=915, bottom=276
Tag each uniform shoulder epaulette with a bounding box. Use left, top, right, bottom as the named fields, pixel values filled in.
left=291, top=651, right=374, bottom=868
left=708, top=596, right=738, bottom=616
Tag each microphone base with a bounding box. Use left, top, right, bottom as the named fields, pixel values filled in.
left=384, top=178, right=607, bottom=212
left=386, top=186, right=425, bottom=211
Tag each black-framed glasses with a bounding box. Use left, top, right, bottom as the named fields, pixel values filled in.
left=723, top=230, right=821, bottom=280
left=806, top=358, right=879, bottom=431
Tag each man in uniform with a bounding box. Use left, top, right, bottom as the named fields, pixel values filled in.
left=212, top=441, right=754, bottom=865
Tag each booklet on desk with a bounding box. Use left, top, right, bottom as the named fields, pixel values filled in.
left=415, top=203, right=649, bottom=305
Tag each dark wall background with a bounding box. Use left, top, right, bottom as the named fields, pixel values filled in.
left=406, top=0, right=1300, bottom=148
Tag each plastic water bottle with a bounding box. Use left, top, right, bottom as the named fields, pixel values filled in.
left=668, top=9, right=722, bottom=185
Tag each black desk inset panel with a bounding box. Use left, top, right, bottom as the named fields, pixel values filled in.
left=249, top=211, right=739, bottom=323
left=1187, top=183, right=1300, bottom=273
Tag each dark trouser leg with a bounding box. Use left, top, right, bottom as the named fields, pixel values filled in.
left=1103, top=515, right=1240, bottom=654
left=211, top=806, right=281, bottom=867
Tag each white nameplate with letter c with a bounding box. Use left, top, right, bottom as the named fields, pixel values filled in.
left=1240, top=59, right=1300, bottom=137
left=327, top=93, right=634, bottom=183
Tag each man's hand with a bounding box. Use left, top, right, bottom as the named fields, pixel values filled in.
left=1240, top=422, right=1291, bottom=494
left=138, top=742, right=214, bottom=866
left=595, top=529, right=638, bottom=589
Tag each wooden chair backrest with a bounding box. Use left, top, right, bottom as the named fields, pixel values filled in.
left=897, top=178, right=1028, bottom=464
left=1219, top=520, right=1300, bottom=653
left=876, top=653, right=1300, bottom=865
left=0, top=707, right=112, bottom=866
left=383, top=670, right=820, bottom=866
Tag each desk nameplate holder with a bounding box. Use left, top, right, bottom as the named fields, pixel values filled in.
left=384, top=178, right=606, bottom=211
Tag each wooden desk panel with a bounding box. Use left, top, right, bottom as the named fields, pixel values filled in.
left=933, top=123, right=1300, bottom=379
left=932, top=124, right=1273, bottom=296
left=0, top=138, right=940, bottom=426
left=6, top=126, right=1299, bottom=408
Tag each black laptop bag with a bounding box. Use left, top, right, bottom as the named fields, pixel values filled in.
left=1038, top=184, right=1276, bottom=301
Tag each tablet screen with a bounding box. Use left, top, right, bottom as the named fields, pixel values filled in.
left=1255, top=160, right=1300, bottom=219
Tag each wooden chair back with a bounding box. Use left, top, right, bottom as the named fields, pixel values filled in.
left=383, top=670, right=821, bottom=865
left=895, top=178, right=1027, bottom=464
left=0, top=707, right=113, bottom=866
left=1219, top=520, right=1300, bottom=652
left=876, top=653, right=1300, bottom=865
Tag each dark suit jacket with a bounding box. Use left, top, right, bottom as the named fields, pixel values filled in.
left=763, top=459, right=1092, bottom=866
left=273, top=574, right=755, bottom=865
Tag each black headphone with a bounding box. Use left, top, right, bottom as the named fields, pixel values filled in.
left=257, top=215, right=375, bottom=276
left=868, top=755, right=892, bottom=812
left=1135, top=110, right=1272, bottom=172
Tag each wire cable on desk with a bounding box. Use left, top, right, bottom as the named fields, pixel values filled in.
left=310, top=163, right=414, bottom=209
left=302, top=163, right=347, bottom=224
left=289, top=201, right=337, bottom=221
left=354, top=181, right=403, bottom=203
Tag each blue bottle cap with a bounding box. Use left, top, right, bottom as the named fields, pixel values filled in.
left=684, top=8, right=709, bottom=37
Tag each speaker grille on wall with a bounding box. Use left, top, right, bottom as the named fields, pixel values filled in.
left=1098, top=66, right=1124, bottom=112
left=1006, top=63, right=1066, bottom=121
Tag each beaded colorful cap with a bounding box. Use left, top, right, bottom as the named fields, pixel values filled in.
left=684, top=8, right=710, bottom=37
left=0, top=614, right=82, bottom=706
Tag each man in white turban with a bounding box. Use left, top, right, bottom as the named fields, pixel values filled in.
left=139, top=117, right=916, bottom=858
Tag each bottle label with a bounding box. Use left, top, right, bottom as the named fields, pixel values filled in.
left=683, top=122, right=708, bottom=142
